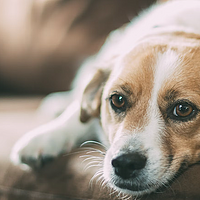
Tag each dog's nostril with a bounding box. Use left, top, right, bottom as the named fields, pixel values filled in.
left=111, top=158, right=121, bottom=168
left=111, top=153, right=147, bottom=179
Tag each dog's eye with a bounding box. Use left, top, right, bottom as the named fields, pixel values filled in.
left=173, top=104, right=193, bottom=117
left=110, top=94, right=126, bottom=112
left=171, top=101, right=197, bottom=121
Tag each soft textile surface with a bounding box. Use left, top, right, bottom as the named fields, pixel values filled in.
left=0, top=0, right=155, bottom=94
left=0, top=97, right=200, bottom=200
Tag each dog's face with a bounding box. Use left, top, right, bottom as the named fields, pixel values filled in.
left=81, top=32, right=200, bottom=196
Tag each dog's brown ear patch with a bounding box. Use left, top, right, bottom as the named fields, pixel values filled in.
left=80, top=68, right=110, bottom=123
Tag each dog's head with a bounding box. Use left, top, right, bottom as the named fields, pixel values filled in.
left=80, top=31, right=200, bottom=196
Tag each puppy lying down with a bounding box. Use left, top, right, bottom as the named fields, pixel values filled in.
left=11, top=0, right=200, bottom=198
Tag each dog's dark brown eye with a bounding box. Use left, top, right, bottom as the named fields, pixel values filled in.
left=111, top=95, right=125, bottom=108
left=173, top=103, right=194, bottom=118
left=167, top=100, right=198, bottom=122
left=110, top=94, right=126, bottom=112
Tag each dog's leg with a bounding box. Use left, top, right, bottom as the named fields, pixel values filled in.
left=10, top=57, right=105, bottom=169
left=10, top=99, right=99, bottom=169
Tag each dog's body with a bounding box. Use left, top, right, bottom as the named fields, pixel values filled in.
left=11, top=0, right=200, bottom=197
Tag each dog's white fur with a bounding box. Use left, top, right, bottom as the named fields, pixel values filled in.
left=11, top=0, right=200, bottom=197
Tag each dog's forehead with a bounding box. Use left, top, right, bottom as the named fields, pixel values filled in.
left=107, top=44, right=180, bottom=96
left=107, top=40, right=200, bottom=99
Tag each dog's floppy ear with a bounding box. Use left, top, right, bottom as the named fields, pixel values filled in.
left=80, top=68, right=111, bottom=123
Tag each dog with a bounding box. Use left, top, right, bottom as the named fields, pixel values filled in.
left=11, top=0, right=200, bottom=197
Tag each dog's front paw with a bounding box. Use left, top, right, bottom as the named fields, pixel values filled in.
left=10, top=130, right=73, bottom=170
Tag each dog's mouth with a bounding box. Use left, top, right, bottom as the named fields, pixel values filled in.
left=111, top=176, right=166, bottom=196
left=114, top=181, right=152, bottom=192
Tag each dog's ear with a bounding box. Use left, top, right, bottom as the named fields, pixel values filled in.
left=80, top=68, right=111, bottom=123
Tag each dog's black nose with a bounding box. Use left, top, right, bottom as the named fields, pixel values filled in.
left=111, top=153, right=147, bottom=179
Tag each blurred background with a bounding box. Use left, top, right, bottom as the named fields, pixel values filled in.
left=0, top=0, right=157, bottom=95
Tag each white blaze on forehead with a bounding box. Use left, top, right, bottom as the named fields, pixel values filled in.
left=143, top=49, right=182, bottom=149
left=151, top=49, right=182, bottom=104
left=149, top=49, right=182, bottom=125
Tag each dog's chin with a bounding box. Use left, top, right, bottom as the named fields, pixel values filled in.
left=109, top=179, right=159, bottom=196
left=115, top=182, right=155, bottom=193
left=107, top=170, right=180, bottom=197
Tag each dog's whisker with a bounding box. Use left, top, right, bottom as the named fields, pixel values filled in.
left=89, top=168, right=106, bottom=192
left=91, top=170, right=103, bottom=182
left=120, top=192, right=127, bottom=200
left=95, top=173, right=103, bottom=183
left=63, top=149, right=87, bottom=157
left=82, top=158, right=103, bottom=167
left=79, top=154, right=102, bottom=159
left=79, top=147, right=106, bottom=155
left=90, top=170, right=104, bottom=187
left=83, top=159, right=101, bottom=168
left=89, top=169, right=103, bottom=188
left=80, top=140, right=107, bottom=149
left=89, top=174, right=98, bottom=187
left=109, top=189, right=117, bottom=197
left=84, top=160, right=102, bottom=166
left=79, top=145, right=105, bottom=151
left=81, top=148, right=106, bottom=155
left=108, top=182, right=121, bottom=198
left=125, top=194, right=132, bottom=200
left=98, top=177, right=106, bottom=191
left=96, top=176, right=111, bottom=197
left=122, top=193, right=132, bottom=200
left=98, top=173, right=106, bottom=185
left=115, top=191, right=121, bottom=198
left=80, top=156, right=103, bottom=168
left=166, top=184, right=175, bottom=196
left=170, top=178, right=182, bottom=194
left=118, top=191, right=128, bottom=200
left=63, top=147, right=105, bottom=158
left=133, top=193, right=139, bottom=200
left=80, top=155, right=103, bottom=162
left=86, top=150, right=105, bottom=155
left=79, top=146, right=106, bottom=189
left=101, top=178, right=109, bottom=190
left=84, top=161, right=103, bottom=171
left=83, top=159, right=103, bottom=166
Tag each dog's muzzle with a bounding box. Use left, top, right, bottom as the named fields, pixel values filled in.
left=104, top=136, right=165, bottom=194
